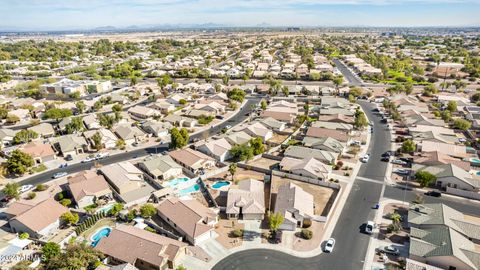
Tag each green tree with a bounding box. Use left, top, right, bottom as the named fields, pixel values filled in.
left=230, top=144, right=254, bottom=161
left=260, top=100, right=267, bottom=110
left=108, top=203, right=124, bottom=216
left=45, top=242, right=103, bottom=270
left=333, top=76, right=344, bottom=95
left=6, top=150, right=34, bottom=175
left=130, top=76, right=138, bottom=86
left=228, top=163, right=237, bottom=181
left=354, top=109, right=369, bottom=130
left=249, top=137, right=265, bottom=155
left=116, top=139, right=126, bottom=150
left=390, top=212, right=402, bottom=224
left=41, top=242, right=61, bottom=263
left=281, top=86, right=289, bottom=97
left=140, top=204, right=156, bottom=219
left=98, top=113, right=117, bottom=129
left=227, top=88, right=246, bottom=103
left=3, top=182, right=20, bottom=199
left=170, top=127, right=189, bottom=149
left=112, top=104, right=123, bottom=112
left=75, top=101, right=86, bottom=114
left=401, top=139, right=416, bottom=153
left=65, top=117, right=85, bottom=134
left=157, top=74, right=173, bottom=89
left=268, top=212, right=284, bottom=233
left=453, top=119, right=471, bottom=130
left=446, top=101, right=457, bottom=112
left=19, top=232, right=29, bottom=239
left=93, top=101, right=103, bottom=111
left=61, top=211, right=79, bottom=225
left=13, top=130, right=38, bottom=144
left=92, top=132, right=103, bottom=151
left=43, top=108, right=72, bottom=121
left=415, top=171, right=437, bottom=187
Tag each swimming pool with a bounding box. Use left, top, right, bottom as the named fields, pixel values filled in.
left=476, top=171, right=480, bottom=176
left=91, top=227, right=112, bottom=247
left=178, top=184, right=200, bottom=196
left=164, top=177, right=190, bottom=188
left=212, top=181, right=231, bottom=189
left=95, top=203, right=114, bottom=214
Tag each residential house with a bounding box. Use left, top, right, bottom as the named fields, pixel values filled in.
left=274, top=183, right=314, bottom=231
left=67, top=170, right=112, bottom=209
left=306, top=127, right=350, bottom=143
left=413, top=163, right=480, bottom=191
left=225, top=131, right=252, bottom=145
left=52, top=134, right=88, bottom=158
left=311, top=121, right=353, bottom=132
left=128, top=106, right=161, bottom=120
left=114, top=125, right=147, bottom=146
left=8, top=199, right=69, bottom=239
left=169, top=148, right=215, bottom=175
left=408, top=203, right=480, bottom=243
left=284, top=145, right=337, bottom=164
left=302, top=136, right=346, bottom=153
left=28, top=123, right=55, bottom=138
left=150, top=100, right=175, bottom=114
left=279, top=157, right=331, bottom=180
left=226, top=179, right=265, bottom=220
left=318, top=114, right=355, bottom=125
left=409, top=225, right=480, bottom=270
left=138, top=155, right=183, bottom=181
left=236, top=122, right=273, bottom=142
left=0, top=128, right=17, bottom=147
left=83, top=114, right=102, bottom=130
left=141, top=121, right=172, bottom=138
left=193, top=101, right=226, bottom=115
left=20, top=141, right=56, bottom=164
left=415, top=151, right=470, bottom=171
left=83, top=128, right=118, bottom=149
left=167, top=94, right=189, bottom=105
left=163, top=115, right=197, bottom=128
left=156, top=198, right=217, bottom=245
left=99, top=162, right=146, bottom=195
left=420, top=141, right=468, bottom=159
left=259, top=117, right=286, bottom=132
left=95, top=224, right=187, bottom=270
left=195, top=138, right=232, bottom=162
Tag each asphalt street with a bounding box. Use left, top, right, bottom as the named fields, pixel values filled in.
left=332, top=59, right=364, bottom=86
left=14, top=98, right=260, bottom=188
left=213, top=101, right=392, bottom=270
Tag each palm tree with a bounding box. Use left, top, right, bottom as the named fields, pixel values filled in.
left=228, top=163, right=237, bottom=181
left=390, top=212, right=402, bottom=224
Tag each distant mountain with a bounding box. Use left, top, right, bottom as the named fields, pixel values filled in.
left=92, top=26, right=117, bottom=31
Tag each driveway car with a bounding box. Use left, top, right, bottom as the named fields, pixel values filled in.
left=380, top=246, right=400, bottom=256
left=82, top=156, right=95, bottom=163
left=391, top=159, right=408, bottom=166
left=324, top=238, right=335, bottom=253
left=393, top=169, right=410, bottom=175
left=361, top=154, right=370, bottom=163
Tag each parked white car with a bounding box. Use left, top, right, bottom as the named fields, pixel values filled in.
left=361, top=154, right=370, bottom=163
left=52, top=172, right=68, bottom=179
left=324, top=238, right=335, bottom=253
left=19, top=184, right=34, bottom=193
left=365, top=221, right=375, bottom=234
left=96, top=152, right=110, bottom=160
left=82, top=156, right=96, bottom=163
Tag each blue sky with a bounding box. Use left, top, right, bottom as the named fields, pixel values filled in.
left=1, top=0, right=479, bottom=30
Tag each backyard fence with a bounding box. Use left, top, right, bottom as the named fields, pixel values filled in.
left=74, top=211, right=107, bottom=235
left=446, top=187, right=480, bottom=201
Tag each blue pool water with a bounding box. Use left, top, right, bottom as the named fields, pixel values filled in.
left=179, top=184, right=200, bottom=196
left=164, top=177, right=190, bottom=187
left=471, top=158, right=480, bottom=164
left=476, top=171, right=480, bottom=176
left=91, top=227, right=112, bottom=247
left=212, top=181, right=231, bottom=189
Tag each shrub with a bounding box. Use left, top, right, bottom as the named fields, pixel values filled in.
left=301, top=229, right=313, bottom=240
left=302, top=219, right=312, bottom=228
left=60, top=199, right=71, bottom=207
left=19, top=232, right=29, bottom=239
left=36, top=184, right=47, bottom=191
left=27, top=192, right=36, bottom=200
left=231, top=229, right=243, bottom=238
left=336, top=160, right=344, bottom=167
left=145, top=226, right=156, bottom=233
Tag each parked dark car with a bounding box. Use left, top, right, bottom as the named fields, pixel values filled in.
left=425, top=191, right=442, bottom=197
